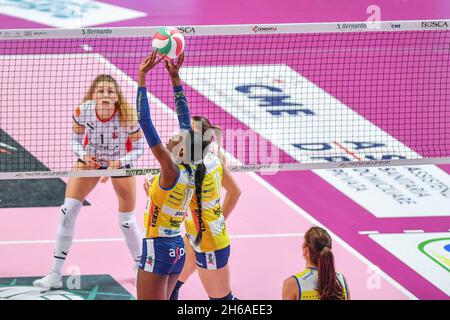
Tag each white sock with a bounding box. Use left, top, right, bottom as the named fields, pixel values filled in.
left=51, top=198, right=82, bottom=275
left=118, top=211, right=142, bottom=262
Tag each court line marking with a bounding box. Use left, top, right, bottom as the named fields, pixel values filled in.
left=358, top=231, right=380, bottom=235
left=247, top=172, right=418, bottom=300
left=403, top=230, right=425, bottom=234
left=231, top=233, right=304, bottom=239
left=0, top=233, right=306, bottom=246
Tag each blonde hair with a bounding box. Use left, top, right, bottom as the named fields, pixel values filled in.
left=82, top=74, right=137, bottom=128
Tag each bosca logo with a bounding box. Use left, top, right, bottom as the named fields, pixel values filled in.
left=178, top=27, right=196, bottom=34
left=421, top=21, right=449, bottom=28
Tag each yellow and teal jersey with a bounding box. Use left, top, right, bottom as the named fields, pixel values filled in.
left=144, top=164, right=195, bottom=238
left=292, top=268, right=349, bottom=300
left=185, top=153, right=230, bottom=252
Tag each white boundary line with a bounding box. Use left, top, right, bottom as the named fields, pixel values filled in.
left=358, top=231, right=380, bottom=235
left=0, top=53, right=99, bottom=59
left=246, top=171, right=418, bottom=300
left=0, top=233, right=305, bottom=246
left=403, top=230, right=425, bottom=234
left=0, top=19, right=449, bottom=39
left=230, top=233, right=304, bottom=239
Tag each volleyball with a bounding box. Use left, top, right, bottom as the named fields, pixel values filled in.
left=152, top=27, right=185, bottom=60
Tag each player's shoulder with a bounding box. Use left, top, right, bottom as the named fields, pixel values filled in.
left=73, top=100, right=95, bottom=125
left=283, top=275, right=298, bottom=289
left=293, top=269, right=309, bottom=279
left=205, top=152, right=222, bottom=169
left=74, top=100, right=95, bottom=115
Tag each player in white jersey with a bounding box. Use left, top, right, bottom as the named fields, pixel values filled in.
left=34, top=74, right=145, bottom=290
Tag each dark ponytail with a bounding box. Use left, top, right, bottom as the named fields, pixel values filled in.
left=193, top=163, right=207, bottom=245
left=318, top=246, right=342, bottom=300
left=185, top=123, right=213, bottom=246
left=304, top=227, right=344, bottom=300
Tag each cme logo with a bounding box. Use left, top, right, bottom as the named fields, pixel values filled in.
left=178, top=27, right=195, bottom=34
left=390, top=24, right=401, bottom=29
left=421, top=21, right=449, bottom=28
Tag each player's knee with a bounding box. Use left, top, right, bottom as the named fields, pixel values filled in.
left=115, top=191, right=135, bottom=212
left=117, top=211, right=137, bottom=229
left=57, top=198, right=82, bottom=236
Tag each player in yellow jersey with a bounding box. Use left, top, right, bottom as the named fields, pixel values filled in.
left=144, top=56, right=242, bottom=300
left=136, top=51, right=213, bottom=300
left=180, top=117, right=241, bottom=301
left=282, top=227, right=350, bottom=300
left=167, top=56, right=241, bottom=300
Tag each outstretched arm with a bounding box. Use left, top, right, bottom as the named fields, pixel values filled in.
left=165, top=53, right=191, bottom=131
left=137, top=52, right=179, bottom=187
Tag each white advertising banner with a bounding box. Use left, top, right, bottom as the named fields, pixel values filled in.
left=0, top=0, right=146, bottom=28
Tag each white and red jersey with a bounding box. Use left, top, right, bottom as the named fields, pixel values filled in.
left=72, top=100, right=142, bottom=166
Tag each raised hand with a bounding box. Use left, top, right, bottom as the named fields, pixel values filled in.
left=139, top=50, right=166, bottom=75
left=165, top=52, right=184, bottom=78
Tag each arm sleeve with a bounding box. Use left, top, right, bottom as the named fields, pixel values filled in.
left=173, top=85, right=191, bottom=131
left=71, top=102, right=88, bottom=158
left=136, top=87, right=161, bottom=148
left=72, top=102, right=89, bottom=126
left=120, top=136, right=145, bottom=167
left=72, top=132, right=86, bottom=159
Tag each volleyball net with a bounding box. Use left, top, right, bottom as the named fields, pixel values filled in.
left=1, top=20, right=450, bottom=179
